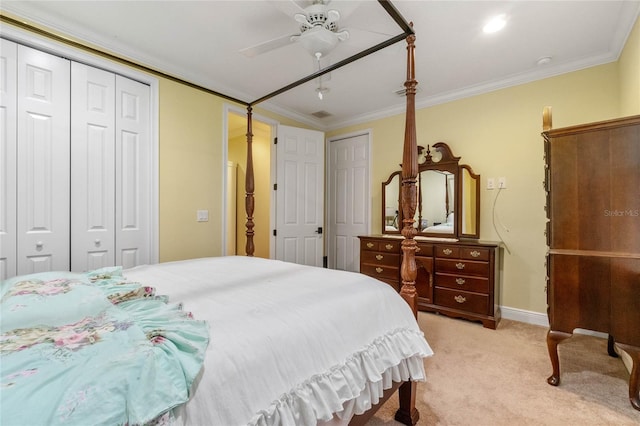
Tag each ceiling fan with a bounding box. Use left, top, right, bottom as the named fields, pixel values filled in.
left=239, top=0, right=352, bottom=59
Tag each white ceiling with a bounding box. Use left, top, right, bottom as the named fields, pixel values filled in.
left=2, top=1, right=639, bottom=130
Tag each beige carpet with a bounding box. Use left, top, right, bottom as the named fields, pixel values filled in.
left=368, top=312, right=639, bottom=425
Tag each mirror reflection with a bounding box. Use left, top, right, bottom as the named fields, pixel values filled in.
left=383, top=172, right=401, bottom=233
left=381, top=142, right=480, bottom=239
left=415, top=170, right=455, bottom=233
left=460, top=166, right=479, bottom=236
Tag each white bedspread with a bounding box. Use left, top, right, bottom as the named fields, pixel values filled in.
left=124, top=256, right=433, bottom=426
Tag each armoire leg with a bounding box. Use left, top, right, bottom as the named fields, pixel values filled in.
left=607, top=335, right=619, bottom=358
left=546, top=329, right=572, bottom=386
left=616, top=343, right=640, bottom=411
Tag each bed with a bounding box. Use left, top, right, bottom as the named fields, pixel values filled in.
left=423, top=213, right=455, bottom=234
left=1, top=257, right=431, bottom=425
left=1, top=2, right=430, bottom=425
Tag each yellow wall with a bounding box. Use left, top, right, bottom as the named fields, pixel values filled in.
left=158, top=78, right=229, bottom=261
left=327, top=62, right=621, bottom=314
left=619, top=15, right=640, bottom=116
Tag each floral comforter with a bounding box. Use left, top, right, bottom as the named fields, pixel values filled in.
left=0, top=267, right=209, bottom=426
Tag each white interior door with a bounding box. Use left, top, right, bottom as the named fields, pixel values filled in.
left=71, top=62, right=116, bottom=272
left=16, top=44, right=71, bottom=275
left=115, top=75, right=151, bottom=269
left=327, top=133, right=370, bottom=271
left=0, top=39, right=18, bottom=280
left=275, top=125, right=324, bottom=267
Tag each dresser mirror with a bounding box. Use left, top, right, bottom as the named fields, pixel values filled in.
left=381, top=142, right=480, bottom=239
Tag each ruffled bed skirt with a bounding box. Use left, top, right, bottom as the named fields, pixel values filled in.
left=250, top=328, right=429, bottom=426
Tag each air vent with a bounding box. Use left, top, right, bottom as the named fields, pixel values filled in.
left=312, top=110, right=332, bottom=118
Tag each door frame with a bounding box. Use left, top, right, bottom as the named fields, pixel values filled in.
left=222, top=105, right=277, bottom=257
left=2, top=23, right=160, bottom=265
left=326, top=129, right=372, bottom=270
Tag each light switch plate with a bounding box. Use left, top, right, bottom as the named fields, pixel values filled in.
left=197, top=210, right=209, bottom=222
left=487, top=177, right=495, bottom=190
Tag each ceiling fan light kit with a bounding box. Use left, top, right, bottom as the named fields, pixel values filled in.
left=293, top=26, right=347, bottom=58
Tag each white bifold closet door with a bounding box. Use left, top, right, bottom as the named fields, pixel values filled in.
left=1, top=38, right=20, bottom=279
left=0, top=40, right=151, bottom=280
left=16, top=42, right=71, bottom=276
left=71, top=63, right=150, bottom=272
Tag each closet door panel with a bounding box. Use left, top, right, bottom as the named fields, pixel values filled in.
left=0, top=39, right=18, bottom=280
left=16, top=45, right=70, bottom=275
left=71, top=62, right=116, bottom=272
left=115, top=76, right=150, bottom=269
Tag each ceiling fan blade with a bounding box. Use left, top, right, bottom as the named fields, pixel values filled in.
left=326, top=9, right=340, bottom=26
left=266, top=0, right=307, bottom=17
left=294, top=13, right=312, bottom=27
left=325, top=0, right=361, bottom=20
left=239, top=33, right=297, bottom=58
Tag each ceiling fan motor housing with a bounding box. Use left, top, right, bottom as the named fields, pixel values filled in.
left=300, top=3, right=338, bottom=32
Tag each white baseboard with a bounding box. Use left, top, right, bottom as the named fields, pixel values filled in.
left=500, top=305, right=609, bottom=338
left=500, top=305, right=631, bottom=374
left=500, top=306, right=549, bottom=327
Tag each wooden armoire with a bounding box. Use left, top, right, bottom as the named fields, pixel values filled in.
left=542, top=109, right=640, bottom=411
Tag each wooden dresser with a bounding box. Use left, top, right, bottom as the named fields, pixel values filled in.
left=359, top=235, right=501, bottom=329
left=542, top=114, right=640, bottom=411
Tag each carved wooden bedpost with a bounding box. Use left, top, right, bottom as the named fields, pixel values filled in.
left=395, top=27, right=420, bottom=426
left=245, top=105, right=255, bottom=256
left=399, top=30, right=418, bottom=317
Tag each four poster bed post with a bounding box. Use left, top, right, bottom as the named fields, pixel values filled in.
left=245, top=106, right=255, bottom=257
left=395, top=29, right=420, bottom=425
left=242, top=26, right=421, bottom=426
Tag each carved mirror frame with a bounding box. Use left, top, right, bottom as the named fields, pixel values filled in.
left=382, top=142, right=480, bottom=239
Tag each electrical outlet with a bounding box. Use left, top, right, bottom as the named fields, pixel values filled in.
left=487, top=177, right=495, bottom=190
left=498, top=177, right=507, bottom=189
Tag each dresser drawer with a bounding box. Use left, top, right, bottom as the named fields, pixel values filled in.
left=436, top=273, right=489, bottom=293
left=361, top=239, right=400, bottom=252
left=437, top=245, right=490, bottom=261
left=460, top=247, right=490, bottom=261
left=436, top=258, right=490, bottom=277
left=361, top=264, right=399, bottom=281
left=435, top=245, right=460, bottom=258
left=435, top=287, right=489, bottom=315
left=361, top=251, right=399, bottom=267
left=416, top=242, right=434, bottom=256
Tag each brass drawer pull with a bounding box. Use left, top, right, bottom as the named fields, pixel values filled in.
left=367, top=242, right=374, bottom=248
left=375, top=267, right=383, bottom=273
left=385, top=244, right=393, bottom=250
left=443, top=248, right=453, bottom=255
left=456, top=278, right=466, bottom=285
left=376, top=254, right=383, bottom=260
left=454, top=295, right=466, bottom=304
left=470, top=250, right=481, bottom=258
left=456, top=262, right=465, bottom=269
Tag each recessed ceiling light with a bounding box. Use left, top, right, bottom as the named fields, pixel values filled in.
left=483, top=14, right=507, bottom=34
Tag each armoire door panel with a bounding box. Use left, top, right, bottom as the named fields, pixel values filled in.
left=71, top=62, right=116, bottom=272
left=115, top=75, right=150, bottom=267
left=0, top=39, right=18, bottom=280
left=16, top=45, right=70, bottom=275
